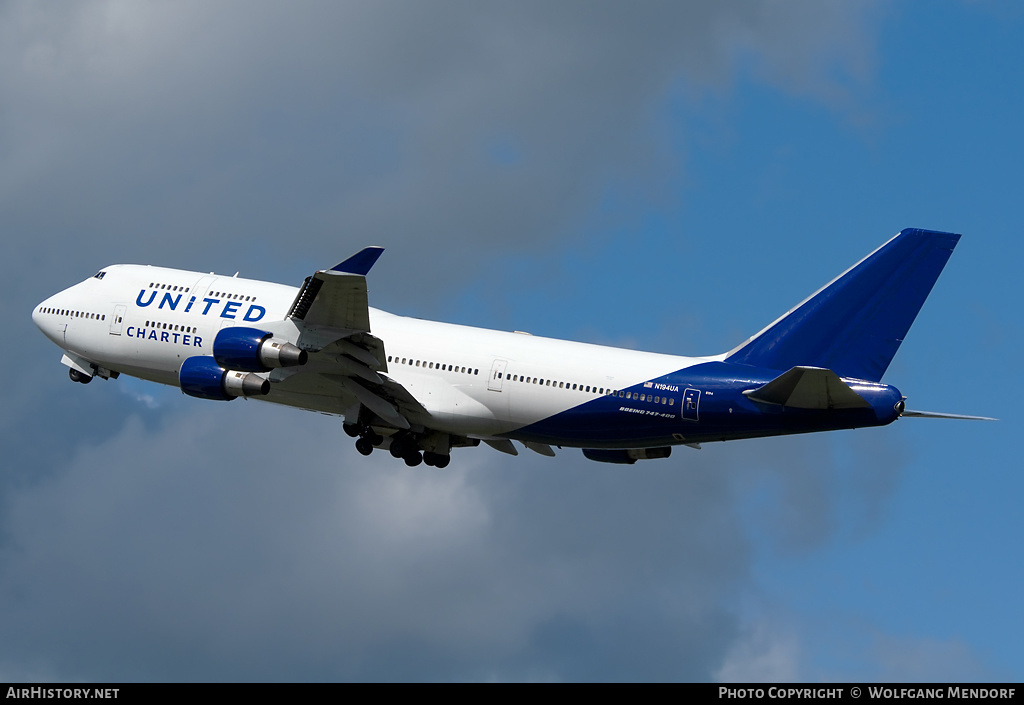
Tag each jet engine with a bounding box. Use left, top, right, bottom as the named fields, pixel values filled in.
left=213, top=327, right=307, bottom=372
left=179, top=356, right=270, bottom=401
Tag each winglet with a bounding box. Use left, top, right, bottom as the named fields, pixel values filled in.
left=331, top=247, right=385, bottom=275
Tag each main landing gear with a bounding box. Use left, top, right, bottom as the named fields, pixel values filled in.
left=423, top=452, right=451, bottom=468
left=389, top=434, right=422, bottom=466
left=387, top=433, right=451, bottom=468
left=345, top=421, right=451, bottom=467
left=345, top=422, right=383, bottom=456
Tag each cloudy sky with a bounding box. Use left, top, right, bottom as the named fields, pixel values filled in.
left=3, top=0, right=1022, bottom=682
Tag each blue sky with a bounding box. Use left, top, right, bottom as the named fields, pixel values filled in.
left=2, top=1, right=1021, bottom=682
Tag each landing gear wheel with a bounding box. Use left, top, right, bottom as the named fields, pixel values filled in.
left=355, top=437, right=373, bottom=456
left=403, top=451, right=422, bottom=467
left=368, top=432, right=384, bottom=446
left=69, top=369, right=91, bottom=384
left=423, top=452, right=450, bottom=468
left=343, top=423, right=360, bottom=438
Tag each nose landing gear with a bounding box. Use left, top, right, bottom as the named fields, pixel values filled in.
left=69, top=368, right=92, bottom=384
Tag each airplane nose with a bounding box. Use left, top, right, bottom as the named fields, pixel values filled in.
left=32, top=299, right=45, bottom=330
left=33, top=296, right=61, bottom=342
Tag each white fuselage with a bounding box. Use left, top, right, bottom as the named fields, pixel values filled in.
left=33, top=264, right=717, bottom=445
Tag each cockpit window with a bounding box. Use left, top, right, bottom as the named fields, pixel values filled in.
left=93, top=271, right=106, bottom=280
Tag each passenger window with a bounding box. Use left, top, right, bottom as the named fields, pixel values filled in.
left=669, top=398, right=674, bottom=405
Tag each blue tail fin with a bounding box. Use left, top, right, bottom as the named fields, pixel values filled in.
left=725, top=228, right=961, bottom=382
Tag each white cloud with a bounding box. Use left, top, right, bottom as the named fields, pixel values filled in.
left=0, top=401, right=754, bottom=680
left=0, top=1, right=881, bottom=295
left=716, top=620, right=802, bottom=683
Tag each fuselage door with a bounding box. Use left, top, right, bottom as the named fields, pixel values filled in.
left=682, top=388, right=700, bottom=422
left=488, top=359, right=508, bottom=392
left=192, top=275, right=216, bottom=301
left=109, top=304, right=127, bottom=335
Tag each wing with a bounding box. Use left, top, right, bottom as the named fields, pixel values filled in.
left=268, top=246, right=421, bottom=431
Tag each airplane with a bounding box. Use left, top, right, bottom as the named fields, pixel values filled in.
left=32, top=228, right=992, bottom=468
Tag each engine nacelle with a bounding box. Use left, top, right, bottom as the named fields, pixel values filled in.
left=213, top=327, right=308, bottom=372
left=179, top=356, right=270, bottom=401
left=582, top=447, right=673, bottom=464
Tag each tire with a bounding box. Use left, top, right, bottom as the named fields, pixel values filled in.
left=69, top=368, right=91, bottom=384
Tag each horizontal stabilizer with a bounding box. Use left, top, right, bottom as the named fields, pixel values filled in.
left=902, top=410, right=997, bottom=421
left=744, top=366, right=871, bottom=409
